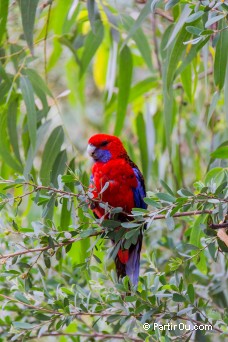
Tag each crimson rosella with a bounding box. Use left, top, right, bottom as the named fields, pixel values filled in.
left=87, top=134, right=147, bottom=286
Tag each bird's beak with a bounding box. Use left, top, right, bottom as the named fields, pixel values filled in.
left=87, top=144, right=96, bottom=157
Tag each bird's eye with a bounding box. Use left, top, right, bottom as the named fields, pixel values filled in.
left=100, top=140, right=109, bottom=147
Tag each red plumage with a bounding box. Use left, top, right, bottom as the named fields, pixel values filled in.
left=87, top=134, right=147, bottom=287
left=91, top=159, right=137, bottom=217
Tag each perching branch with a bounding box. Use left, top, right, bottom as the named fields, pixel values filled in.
left=0, top=179, right=226, bottom=261
left=25, top=332, right=144, bottom=341
left=0, top=231, right=102, bottom=261
left=0, top=209, right=218, bottom=261
left=1, top=292, right=224, bottom=336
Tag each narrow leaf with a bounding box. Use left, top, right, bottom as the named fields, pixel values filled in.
left=166, top=5, right=192, bottom=48
left=211, top=146, right=228, bottom=159
left=123, top=16, right=153, bottom=71
left=0, top=0, right=9, bottom=44
left=40, top=126, right=64, bottom=185
left=14, top=291, right=30, bottom=305
left=114, top=45, right=133, bottom=135
left=214, top=19, right=228, bottom=90
left=124, top=0, right=154, bottom=46
left=136, top=113, right=149, bottom=179
left=20, top=76, right=37, bottom=151
left=80, top=21, right=104, bottom=77
left=187, top=284, right=195, bottom=303
left=18, top=0, right=39, bottom=54
left=207, top=91, right=220, bottom=125
left=7, top=98, right=22, bottom=164
left=185, top=11, right=204, bottom=23
left=0, top=110, right=22, bottom=173
left=13, top=322, right=34, bottom=329
left=189, top=215, right=207, bottom=274
left=156, top=192, right=176, bottom=203
left=205, top=14, right=225, bottom=28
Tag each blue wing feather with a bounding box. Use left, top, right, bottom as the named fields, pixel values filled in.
left=132, top=168, right=147, bottom=209
left=124, top=166, right=147, bottom=286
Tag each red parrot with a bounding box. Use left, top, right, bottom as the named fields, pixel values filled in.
left=87, top=134, right=147, bottom=286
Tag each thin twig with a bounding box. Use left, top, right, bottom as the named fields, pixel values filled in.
left=27, top=332, right=143, bottom=341
left=176, top=315, right=223, bottom=334
left=0, top=293, right=59, bottom=314
left=1, top=291, right=225, bottom=336
left=0, top=210, right=214, bottom=261
left=210, top=223, right=228, bottom=229
left=155, top=8, right=174, bottom=22
left=0, top=231, right=102, bottom=261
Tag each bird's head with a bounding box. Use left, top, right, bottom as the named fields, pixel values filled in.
left=87, top=134, right=127, bottom=162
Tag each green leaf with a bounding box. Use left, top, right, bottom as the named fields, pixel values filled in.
left=114, top=45, right=133, bottom=135
left=18, top=0, right=39, bottom=54
left=125, top=295, right=137, bottom=302
left=189, top=215, right=207, bottom=274
left=51, top=150, right=67, bottom=187
left=160, top=179, right=175, bottom=196
left=136, top=113, right=148, bottom=179
left=121, top=222, right=140, bottom=229
left=177, top=188, right=194, bottom=197
left=166, top=216, right=175, bottom=230
left=185, top=11, right=204, bottom=23
left=156, top=192, right=176, bottom=203
left=105, top=77, right=156, bottom=118
left=25, top=68, right=53, bottom=110
left=166, top=5, right=192, bottom=48
left=13, top=322, right=34, bottom=329
left=166, top=25, right=191, bottom=89
left=106, top=314, right=122, bottom=323
left=225, top=60, right=228, bottom=123
left=143, top=197, right=161, bottom=208
left=169, top=257, right=182, bottom=271
left=130, top=77, right=157, bottom=102
left=211, top=146, right=228, bottom=159
left=173, top=293, right=186, bottom=302
left=7, top=98, right=22, bottom=164
left=165, top=0, right=179, bottom=10
left=43, top=252, right=51, bottom=268
left=20, top=76, right=37, bottom=151
left=124, top=0, right=155, bottom=46
left=80, top=21, right=104, bottom=77
left=205, top=14, right=225, bottom=29
left=24, top=120, right=52, bottom=177
left=187, top=284, right=195, bottom=303
left=35, top=313, right=51, bottom=321
left=207, top=91, right=220, bottom=125
left=181, top=64, right=192, bottom=102
left=60, top=159, right=75, bottom=230
left=87, top=0, right=97, bottom=33
left=0, top=109, right=23, bottom=173
left=186, top=26, right=202, bottom=36
left=214, top=19, right=228, bottom=90
left=123, top=16, right=153, bottom=71
left=40, top=126, right=64, bottom=185
left=205, top=167, right=223, bottom=184
left=125, top=229, right=139, bottom=240
left=102, top=220, right=120, bottom=229
left=14, top=291, right=30, bottom=305
left=0, top=0, right=9, bottom=44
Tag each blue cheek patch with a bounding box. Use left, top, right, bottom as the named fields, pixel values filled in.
left=95, top=149, right=111, bottom=162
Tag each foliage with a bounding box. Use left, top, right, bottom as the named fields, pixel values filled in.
left=0, top=0, right=228, bottom=341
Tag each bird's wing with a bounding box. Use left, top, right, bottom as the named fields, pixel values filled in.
left=132, top=167, right=147, bottom=209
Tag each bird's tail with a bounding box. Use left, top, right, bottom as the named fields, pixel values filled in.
left=115, top=232, right=142, bottom=287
